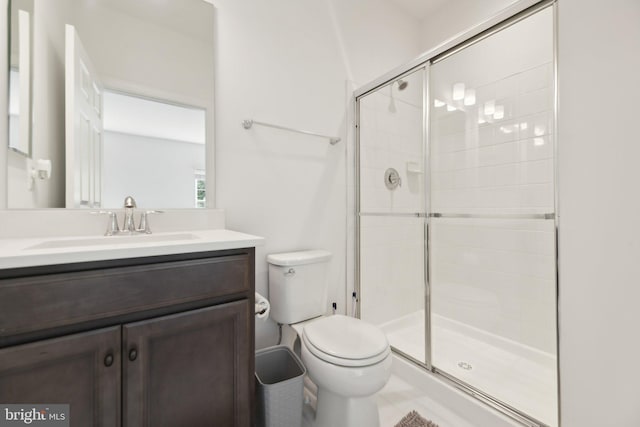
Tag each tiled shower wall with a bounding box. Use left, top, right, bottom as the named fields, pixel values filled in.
left=359, top=7, right=556, bottom=356
left=359, top=71, right=424, bottom=214
left=430, top=63, right=554, bottom=215
left=360, top=215, right=424, bottom=326
left=429, top=7, right=556, bottom=354
left=430, top=218, right=556, bottom=353
left=359, top=69, right=425, bottom=327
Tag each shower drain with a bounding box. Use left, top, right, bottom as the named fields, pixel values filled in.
left=457, top=361, right=473, bottom=370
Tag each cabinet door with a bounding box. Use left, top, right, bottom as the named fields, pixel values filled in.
left=0, top=326, right=121, bottom=427
left=123, top=300, right=253, bottom=427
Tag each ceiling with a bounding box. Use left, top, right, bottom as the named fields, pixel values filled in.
left=386, top=0, right=449, bottom=20
left=103, top=91, right=206, bottom=145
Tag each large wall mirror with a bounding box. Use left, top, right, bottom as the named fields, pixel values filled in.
left=6, top=0, right=214, bottom=209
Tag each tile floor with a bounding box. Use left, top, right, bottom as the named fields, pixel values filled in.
left=377, top=374, right=477, bottom=427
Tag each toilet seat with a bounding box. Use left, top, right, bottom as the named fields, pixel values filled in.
left=302, top=315, right=390, bottom=367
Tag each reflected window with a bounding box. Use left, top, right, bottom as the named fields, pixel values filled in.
left=194, top=170, right=206, bottom=208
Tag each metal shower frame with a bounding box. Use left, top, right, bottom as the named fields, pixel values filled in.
left=353, top=0, right=559, bottom=426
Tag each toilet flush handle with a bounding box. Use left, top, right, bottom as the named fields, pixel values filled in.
left=284, top=268, right=296, bottom=277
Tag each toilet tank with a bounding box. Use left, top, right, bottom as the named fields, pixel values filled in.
left=267, top=250, right=332, bottom=325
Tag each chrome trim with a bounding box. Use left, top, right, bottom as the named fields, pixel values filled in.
left=359, top=212, right=426, bottom=218
left=354, top=0, right=543, bottom=99
left=430, top=212, right=555, bottom=220
left=434, top=368, right=546, bottom=427
left=552, top=1, right=561, bottom=426
left=431, top=0, right=556, bottom=65
left=390, top=346, right=428, bottom=371
left=241, top=119, right=341, bottom=145
left=354, top=94, right=361, bottom=319
left=423, top=64, right=432, bottom=370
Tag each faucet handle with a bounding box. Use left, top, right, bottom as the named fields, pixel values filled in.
left=91, top=211, right=120, bottom=236
left=138, top=210, right=164, bottom=234
left=123, top=196, right=137, bottom=208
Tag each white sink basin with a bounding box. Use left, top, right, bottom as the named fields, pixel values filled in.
left=26, top=232, right=199, bottom=250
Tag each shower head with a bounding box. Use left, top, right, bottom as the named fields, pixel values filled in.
left=396, top=79, right=408, bottom=91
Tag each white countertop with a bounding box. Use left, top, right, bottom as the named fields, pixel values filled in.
left=0, top=229, right=264, bottom=270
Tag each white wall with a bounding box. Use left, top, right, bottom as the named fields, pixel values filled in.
left=558, top=0, right=640, bottom=426
left=418, top=0, right=518, bottom=51
left=213, top=0, right=422, bottom=348
left=7, top=0, right=71, bottom=208
left=0, top=0, right=6, bottom=208
left=102, top=132, right=205, bottom=209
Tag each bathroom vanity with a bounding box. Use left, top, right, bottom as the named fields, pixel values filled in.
left=0, top=230, right=261, bottom=427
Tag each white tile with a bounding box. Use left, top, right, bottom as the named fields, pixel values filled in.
left=477, top=124, right=495, bottom=147
left=477, top=164, right=520, bottom=188
left=493, top=120, right=520, bottom=144
left=520, top=159, right=553, bottom=184
left=494, top=74, right=519, bottom=100
left=517, top=111, right=551, bottom=140
left=519, top=183, right=554, bottom=209
left=517, top=88, right=552, bottom=117
left=520, top=136, right=554, bottom=161
left=518, top=63, right=552, bottom=94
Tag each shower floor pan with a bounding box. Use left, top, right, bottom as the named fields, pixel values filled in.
left=380, top=310, right=558, bottom=427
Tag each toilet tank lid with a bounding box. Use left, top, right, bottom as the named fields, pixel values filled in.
left=267, top=250, right=332, bottom=266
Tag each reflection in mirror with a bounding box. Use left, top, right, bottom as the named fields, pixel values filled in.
left=8, top=0, right=33, bottom=156
left=6, top=0, right=214, bottom=209
left=102, top=91, right=206, bottom=209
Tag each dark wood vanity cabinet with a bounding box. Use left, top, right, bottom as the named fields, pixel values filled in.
left=123, top=301, right=251, bottom=427
left=0, top=326, right=121, bottom=426
left=0, top=248, right=255, bottom=427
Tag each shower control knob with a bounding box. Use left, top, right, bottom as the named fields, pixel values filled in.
left=384, top=168, right=402, bottom=190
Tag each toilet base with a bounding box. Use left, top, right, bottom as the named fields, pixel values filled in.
left=310, top=388, right=380, bottom=427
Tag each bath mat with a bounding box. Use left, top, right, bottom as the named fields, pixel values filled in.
left=394, top=410, right=440, bottom=427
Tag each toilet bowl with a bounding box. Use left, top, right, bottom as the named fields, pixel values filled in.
left=267, top=250, right=392, bottom=427
left=297, top=315, right=392, bottom=427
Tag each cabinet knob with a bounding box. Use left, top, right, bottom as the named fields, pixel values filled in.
left=104, top=353, right=114, bottom=367
left=129, top=348, right=138, bottom=361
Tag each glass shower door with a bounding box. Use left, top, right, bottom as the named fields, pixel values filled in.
left=428, top=6, right=557, bottom=426
left=357, top=68, right=427, bottom=364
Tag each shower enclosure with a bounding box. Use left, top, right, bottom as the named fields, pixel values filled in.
left=355, top=2, right=557, bottom=426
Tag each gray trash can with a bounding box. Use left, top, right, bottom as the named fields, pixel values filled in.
left=255, top=345, right=306, bottom=427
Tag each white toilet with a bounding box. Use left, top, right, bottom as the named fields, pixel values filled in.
left=267, top=250, right=392, bottom=427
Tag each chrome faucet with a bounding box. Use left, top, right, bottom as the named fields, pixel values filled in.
left=91, top=211, right=120, bottom=236
left=122, top=196, right=137, bottom=233
left=92, top=196, right=163, bottom=236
